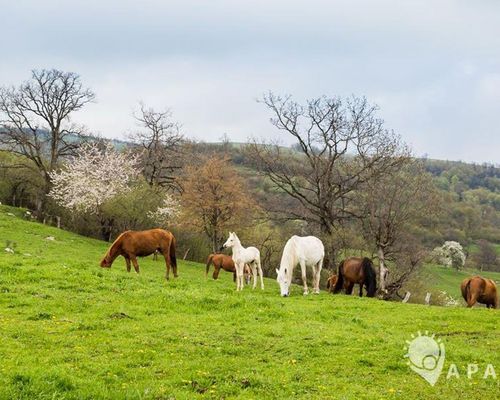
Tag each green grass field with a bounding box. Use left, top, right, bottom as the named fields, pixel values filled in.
left=0, top=206, right=498, bottom=399
left=424, top=264, right=500, bottom=300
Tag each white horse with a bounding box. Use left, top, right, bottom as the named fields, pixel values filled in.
left=276, top=235, right=324, bottom=296
left=222, top=232, right=264, bottom=291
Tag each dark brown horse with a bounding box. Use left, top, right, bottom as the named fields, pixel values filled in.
left=205, top=253, right=252, bottom=283
left=461, top=276, right=498, bottom=308
left=100, top=229, right=177, bottom=280
left=332, top=257, right=377, bottom=297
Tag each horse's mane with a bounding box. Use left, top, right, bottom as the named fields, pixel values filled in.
left=105, top=231, right=130, bottom=259
left=279, top=237, right=298, bottom=275
left=232, top=232, right=241, bottom=245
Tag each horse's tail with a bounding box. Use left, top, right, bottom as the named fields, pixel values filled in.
left=465, top=279, right=473, bottom=305
left=333, top=261, right=345, bottom=294
left=170, top=235, right=178, bottom=276
left=362, top=257, right=377, bottom=297
left=205, top=254, right=214, bottom=277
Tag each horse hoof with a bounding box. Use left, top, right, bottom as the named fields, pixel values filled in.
left=303, top=292, right=309, bottom=296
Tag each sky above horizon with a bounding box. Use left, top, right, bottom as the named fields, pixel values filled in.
left=1, top=0, right=499, bottom=163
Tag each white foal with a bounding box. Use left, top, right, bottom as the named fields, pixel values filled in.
left=222, top=232, right=264, bottom=291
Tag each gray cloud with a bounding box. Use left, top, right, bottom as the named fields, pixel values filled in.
left=1, top=0, right=499, bottom=162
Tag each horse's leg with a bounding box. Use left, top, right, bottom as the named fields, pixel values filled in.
left=125, top=256, right=131, bottom=272
left=256, top=259, right=264, bottom=290
left=235, top=262, right=242, bottom=290
left=240, top=266, right=245, bottom=290
left=131, top=256, right=140, bottom=274
left=359, top=284, right=363, bottom=297
left=346, top=282, right=354, bottom=295
left=313, top=259, right=323, bottom=294
left=250, top=262, right=258, bottom=289
left=299, top=260, right=309, bottom=295
left=311, top=265, right=317, bottom=292
left=161, top=248, right=171, bottom=280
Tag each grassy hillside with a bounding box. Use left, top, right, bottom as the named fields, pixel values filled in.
left=426, top=265, right=500, bottom=299
left=424, top=264, right=500, bottom=299
left=0, top=206, right=498, bottom=399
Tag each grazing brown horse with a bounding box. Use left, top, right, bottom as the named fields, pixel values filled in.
left=332, top=257, right=377, bottom=297
left=100, top=229, right=177, bottom=280
left=326, top=274, right=338, bottom=292
left=205, top=253, right=252, bottom=283
left=461, top=276, right=498, bottom=308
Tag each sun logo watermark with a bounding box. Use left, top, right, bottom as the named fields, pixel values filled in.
left=404, top=331, right=445, bottom=386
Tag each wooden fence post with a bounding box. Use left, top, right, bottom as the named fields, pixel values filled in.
left=402, top=292, right=411, bottom=303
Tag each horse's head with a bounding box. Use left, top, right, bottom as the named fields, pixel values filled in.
left=276, top=268, right=290, bottom=297
left=222, top=232, right=237, bottom=249
left=100, top=255, right=112, bottom=268
left=326, top=274, right=338, bottom=292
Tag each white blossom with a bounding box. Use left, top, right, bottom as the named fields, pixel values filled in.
left=440, top=291, right=460, bottom=307
left=147, top=193, right=181, bottom=225
left=432, top=241, right=466, bottom=269
left=49, top=143, right=139, bottom=214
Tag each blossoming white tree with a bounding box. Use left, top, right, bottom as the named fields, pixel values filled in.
left=49, top=143, right=139, bottom=239
left=147, top=193, right=181, bottom=227
left=432, top=241, right=466, bottom=270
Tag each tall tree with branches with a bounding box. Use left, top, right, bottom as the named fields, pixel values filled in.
left=246, top=92, right=409, bottom=264
left=181, top=156, right=258, bottom=252
left=130, top=103, right=184, bottom=192
left=357, top=160, right=441, bottom=294
left=0, top=69, right=95, bottom=215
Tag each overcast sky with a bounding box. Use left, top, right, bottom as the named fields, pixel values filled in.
left=1, top=0, right=499, bottom=162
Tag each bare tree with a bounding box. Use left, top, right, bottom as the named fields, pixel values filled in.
left=358, top=160, right=441, bottom=293
left=130, top=103, right=184, bottom=191
left=246, top=92, right=409, bottom=263
left=0, top=69, right=95, bottom=215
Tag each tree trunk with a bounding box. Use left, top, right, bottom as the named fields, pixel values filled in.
left=212, top=235, right=218, bottom=253
left=378, top=246, right=389, bottom=294
left=321, top=230, right=337, bottom=271
left=100, top=217, right=114, bottom=242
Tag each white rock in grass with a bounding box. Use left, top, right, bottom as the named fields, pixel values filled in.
left=4, top=248, right=14, bottom=254
left=45, top=236, right=55, bottom=241
left=7, top=213, right=15, bottom=217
